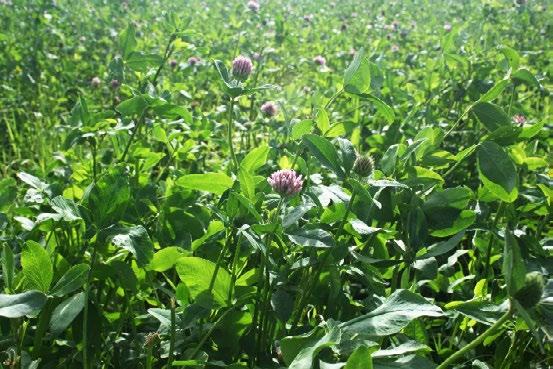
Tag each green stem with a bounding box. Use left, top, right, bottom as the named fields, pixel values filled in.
left=227, top=98, right=239, bottom=172
left=167, top=298, right=176, bottom=368
left=291, top=189, right=356, bottom=329
left=189, top=307, right=235, bottom=359
left=83, top=246, right=98, bottom=369
left=436, top=303, right=513, bottom=369
left=483, top=201, right=504, bottom=278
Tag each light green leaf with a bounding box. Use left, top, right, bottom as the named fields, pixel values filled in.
left=344, top=48, right=371, bottom=95
left=148, top=247, right=186, bottom=272
left=176, top=172, right=233, bottom=195
left=22, top=241, right=53, bottom=293
left=176, top=257, right=231, bottom=307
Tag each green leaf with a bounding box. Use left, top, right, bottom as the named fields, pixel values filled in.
left=499, top=45, right=520, bottom=70
left=2, top=244, right=14, bottom=292
left=240, top=144, right=269, bottom=173
left=147, top=247, right=186, bottom=272
left=336, top=138, right=356, bottom=176
left=176, top=172, right=234, bottom=195
left=511, top=68, right=540, bottom=89
left=83, top=166, right=130, bottom=227
left=479, top=79, right=510, bottom=102
left=477, top=141, right=518, bottom=203
left=303, top=134, right=344, bottom=177
left=288, top=229, right=335, bottom=248
left=119, top=24, right=137, bottom=59
left=344, top=48, right=371, bottom=95
left=116, top=95, right=149, bottom=116
left=290, top=119, right=314, bottom=140
left=0, top=177, right=17, bottom=210
left=50, top=264, right=90, bottom=297
left=21, top=241, right=53, bottom=293
left=503, top=230, right=526, bottom=296
left=359, top=94, right=395, bottom=123
left=176, top=257, right=231, bottom=307
left=344, top=345, right=374, bottom=369
left=282, top=320, right=342, bottom=369
left=49, top=292, right=86, bottom=334
left=340, top=290, right=443, bottom=336
left=103, top=225, right=154, bottom=268
left=0, top=291, right=47, bottom=318
left=50, top=196, right=82, bottom=222
left=316, top=108, right=330, bottom=134
left=472, top=102, right=511, bottom=132
left=126, top=52, right=164, bottom=72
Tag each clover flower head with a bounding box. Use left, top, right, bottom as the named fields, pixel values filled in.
left=110, top=79, right=120, bottom=89
left=260, top=101, right=278, bottom=117
left=268, top=169, right=303, bottom=196
left=314, top=55, right=326, bottom=66
left=247, top=0, right=259, bottom=12
left=444, top=23, right=452, bottom=32
left=232, top=55, right=253, bottom=81
left=188, top=56, right=201, bottom=66
left=90, top=76, right=101, bottom=88
left=513, top=114, right=526, bottom=125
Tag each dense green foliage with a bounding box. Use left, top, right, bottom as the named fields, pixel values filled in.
left=0, top=0, right=552, bottom=368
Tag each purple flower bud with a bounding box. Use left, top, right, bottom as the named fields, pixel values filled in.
left=90, top=77, right=101, bottom=88
left=110, top=79, right=120, bottom=89
left=232, top=55, right=253, bottom=81
left=252, top=52, right=262, bottom=61
left=247, top=0, right=259, bottom=12
left=513, top=114, right=526, bottom=126
left=188, top=56, right=201, bottom=66
left=443, top=23, right=452, bottom=32
left=268, top=169, right=303, bottom=197
left=169, top=59, right=178, bottom=68
left=260, top=101, right=278, bottom=117
left=391, top=44, right=399, bottom=53
left=313, top=55, right=326, bottom=66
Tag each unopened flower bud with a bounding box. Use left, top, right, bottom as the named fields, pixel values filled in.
left=514, top=272, right=544, bottom=309
left=110, top=79, right=120, bottom=89
left=353, top=155, right=374, bottom=177
left=232, top=55, right=253, bottom=81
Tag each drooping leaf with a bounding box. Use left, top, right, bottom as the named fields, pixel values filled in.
left=502, top=230, right=526, bottom=296
left=288, top=229, right=336, bottom=248
left=303, top=134, right=344, bottom=177
left=472, top=102, right=511, bottom=132
left=50, top=264, right=90, bottom=297
left=102, top=225, right=154, bottom=268
left=49, top=292, right=86, bottom=334
left=0, top=291, right=47, bottom=318
left=477, top=141, right=518, bottom=203
left=340, top=290, right=443, bottom=336
left=344, top=48, right=371, bottom=95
